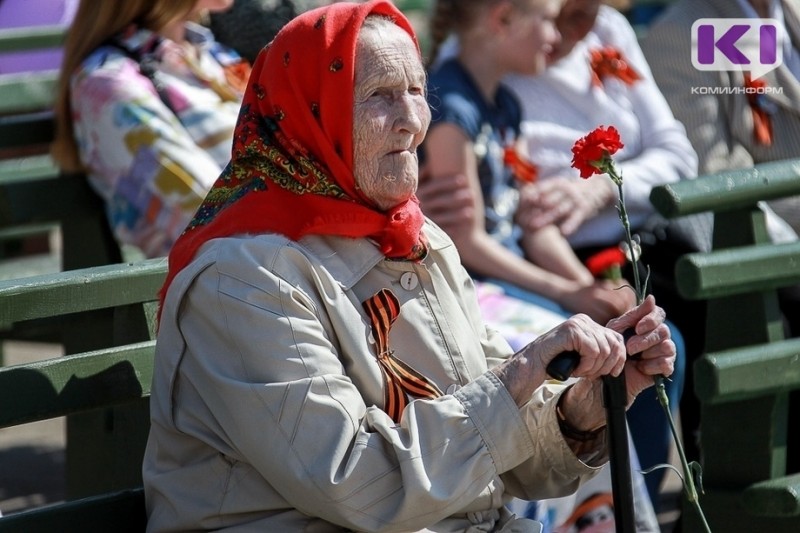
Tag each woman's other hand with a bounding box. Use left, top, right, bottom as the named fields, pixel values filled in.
left=517, top=177, right=614, bottom=236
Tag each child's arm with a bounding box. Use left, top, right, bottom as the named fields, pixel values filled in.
left=521, top=224, right=594, bottom=285
left=422, top=123, right=635, bottom=323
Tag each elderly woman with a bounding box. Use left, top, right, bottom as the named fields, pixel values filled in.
left=143, top=1, right=675, bottom=531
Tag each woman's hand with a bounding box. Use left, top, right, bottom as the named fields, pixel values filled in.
left=491, top=313, right=628, bottom=407
left=517, top=177, right=615, bottom=236
left=493, top=296, right=675, bottom=434
left=607, top=294, right=676, bottom=399
left=561, top=295, right=676, bottom=428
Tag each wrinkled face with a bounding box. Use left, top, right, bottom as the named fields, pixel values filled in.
left=352, top=20, right=430, bottom=211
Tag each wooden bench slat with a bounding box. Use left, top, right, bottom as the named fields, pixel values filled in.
left=0, top=341, right=156, bottom=428
left=0, top=155, right=59, bottom=184
left=0, top=25, right=65, bottom=53
left=0, top=488, right=146, bottom=533
left=742, top=473, right=800, bottom=517
left=0, top=110, right=55, bottom=150
left=0, top=71, right=58, bottom=114
left=675, top=241, right=800, bottom=300
left=679, top=488, right=800, bottom=532
left=650, top=157, right=800, bottom=218
left=694, top=338, right=800, bottom=404
left=0, top=159, right=59, bottom=183
left=0, top=251, right=60, bottom=281
left=394, top=0, right=430, bottom=10
left=0, top=258, right=167, bottom=323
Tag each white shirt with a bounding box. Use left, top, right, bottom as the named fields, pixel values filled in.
left=504, top=6, right=698, bottom=248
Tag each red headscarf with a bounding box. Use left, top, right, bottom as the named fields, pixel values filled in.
left=159, top=1, right=426, bottom=313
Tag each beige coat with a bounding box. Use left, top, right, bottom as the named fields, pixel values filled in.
left=640, top=0, right=800, bottom=232
left=143, top=221, right=605, bottom=532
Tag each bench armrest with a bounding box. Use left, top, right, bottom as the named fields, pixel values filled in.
left=743, top=474, right=800, bottom=517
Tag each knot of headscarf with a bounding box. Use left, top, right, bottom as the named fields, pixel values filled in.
left=159, top=0, right=425, bottom=315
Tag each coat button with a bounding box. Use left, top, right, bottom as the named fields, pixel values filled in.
left=400, top=272, right=419, bottom=290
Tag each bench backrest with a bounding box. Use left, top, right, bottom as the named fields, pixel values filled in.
left=0, top=258, right=167, bottom=532
left=650, top=157, right=800, bottom=531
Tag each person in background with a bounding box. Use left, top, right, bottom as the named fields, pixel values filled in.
left=640, top=0, right=800, bottom=476
left=207, top=0, right=331, bottom=63
left=0, top=0, right=78, bottom=75
left=51, top=0, right=249, bottom=258
left=418, top=0, right=689, bottom=515
left=641, top=0, right=800, bottom=235
left=500, top=0, right=694, bottom=508
left=143, top=2, right=676, bottom=530
left=421, top=0, right=636, bottom=327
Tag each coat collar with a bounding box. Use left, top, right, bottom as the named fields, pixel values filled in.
left=298, top=220, right=452, bottom=291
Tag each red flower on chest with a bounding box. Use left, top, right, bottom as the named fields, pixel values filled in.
left=589, top=46, right=641, bottom=87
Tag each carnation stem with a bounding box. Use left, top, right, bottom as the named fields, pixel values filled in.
left=615, top=181, right=643, bottom=306
left=612, top=173, right=711, bottom=532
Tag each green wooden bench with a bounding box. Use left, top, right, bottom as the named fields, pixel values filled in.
left=0, top=26, right=160, bottom=530
left=0, top=25, right=63, bottom=117
left=0, top=258, right=167, bottom=532
left=0, top=109, right=132, bottom=367
left=650, top=158, right=800, bottom=532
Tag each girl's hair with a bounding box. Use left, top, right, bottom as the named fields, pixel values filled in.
left=428, top=0, right=470, bottom=69
left=429, top=0, right=522, bottom=68
left=427, top=0, right=550, bottom=68
left=51, top=0, right=198, bottom=172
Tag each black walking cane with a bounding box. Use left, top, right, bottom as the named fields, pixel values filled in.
left=546, top=328, right=638, bottom=533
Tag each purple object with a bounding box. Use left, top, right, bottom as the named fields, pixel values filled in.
left=0, top=0, right=78, bottom=74
left=697, top=23, right=751, bottom=65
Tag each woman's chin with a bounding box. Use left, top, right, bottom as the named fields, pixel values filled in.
left=373, top=188, right=416, bottom=211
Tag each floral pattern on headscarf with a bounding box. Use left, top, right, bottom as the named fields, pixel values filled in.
left=187, top=112, right=348, bottom=230
left=160, top=0, right=426, bottom=310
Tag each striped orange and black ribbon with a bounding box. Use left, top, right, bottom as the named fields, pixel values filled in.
left=744, top=73, right=774, bottom=146
left=362, top=288, right=443, bottom=422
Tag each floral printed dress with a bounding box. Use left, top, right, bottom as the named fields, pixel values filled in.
left=70, top=22, right=248, bottom=258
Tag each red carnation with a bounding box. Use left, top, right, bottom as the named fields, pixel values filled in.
left=570, top=125, right=624, bottom=179
left=585, top=246, right=626, bottom=280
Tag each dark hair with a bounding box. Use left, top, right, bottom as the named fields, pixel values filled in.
left=208, top=0, right=320, bottom=63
